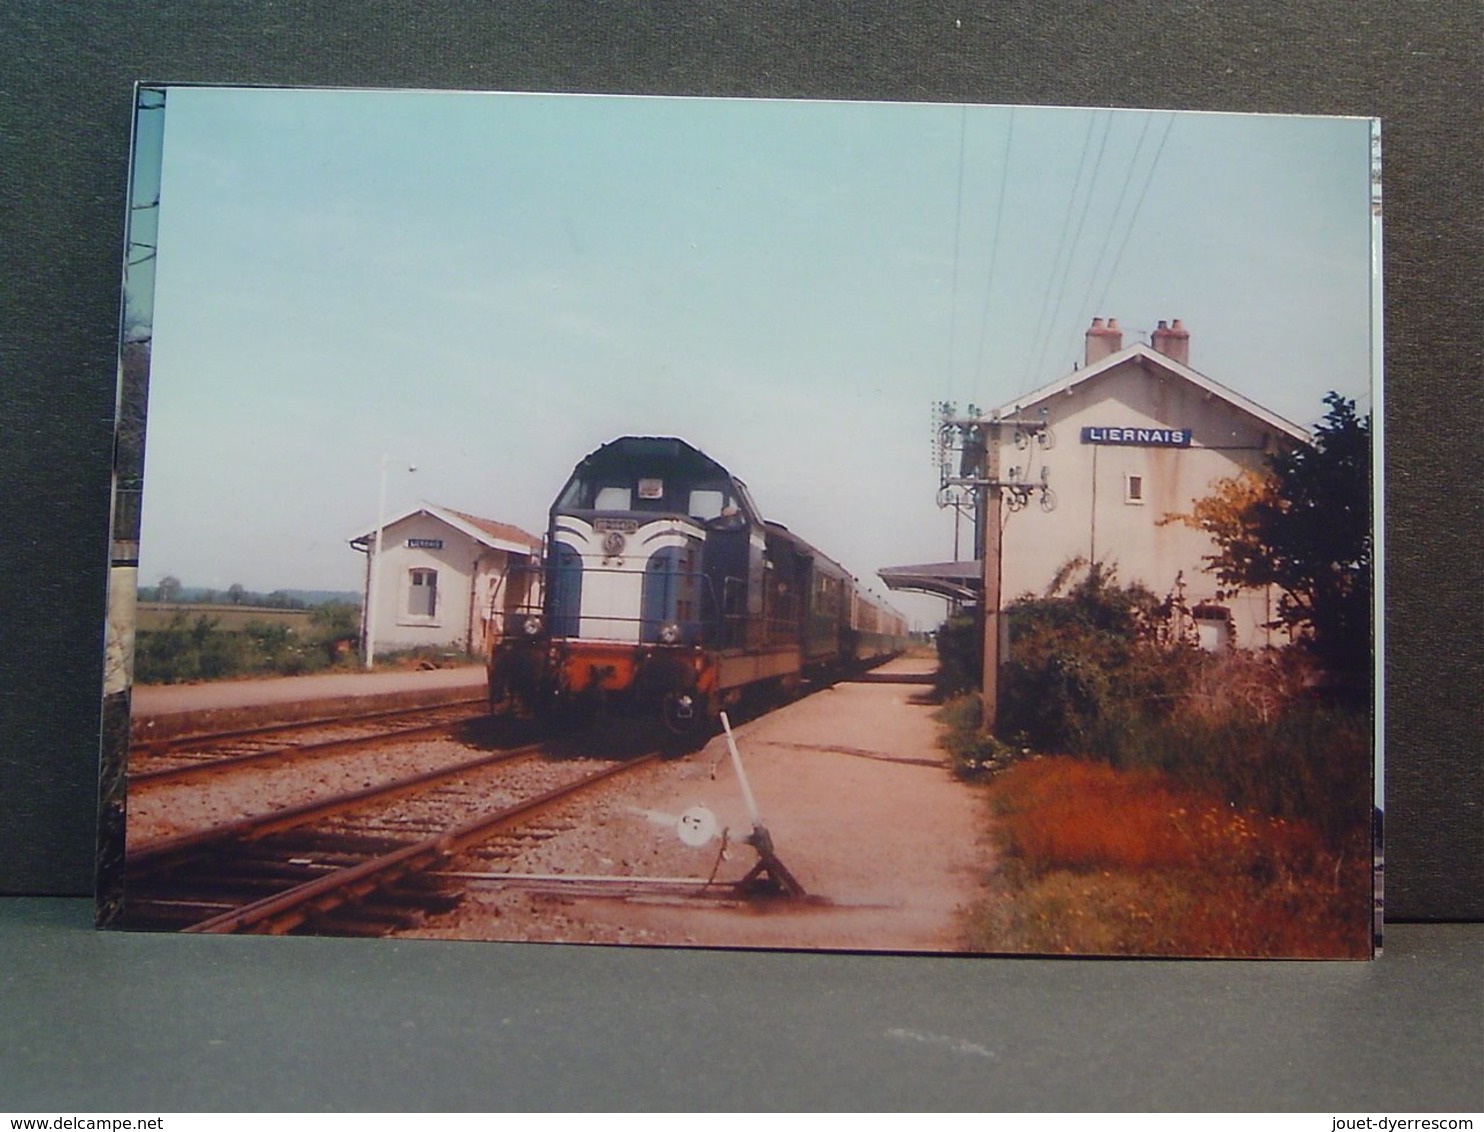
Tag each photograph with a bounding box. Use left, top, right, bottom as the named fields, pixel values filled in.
left=98, top=86, right=1380, bottom=957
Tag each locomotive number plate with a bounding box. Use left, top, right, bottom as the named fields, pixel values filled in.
left=594, top=518, right=638, bottom=533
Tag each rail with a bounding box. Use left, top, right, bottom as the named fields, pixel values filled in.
left=127, top=700, right=489, bottom=786
left=182, top=752, right=659, bottom=934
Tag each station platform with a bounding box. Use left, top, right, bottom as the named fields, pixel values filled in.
left=125, top=655, right=932, bottom=740
left=129, top=664, right=488, bottom=739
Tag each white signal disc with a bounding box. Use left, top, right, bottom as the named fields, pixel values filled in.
left=676, top=805, right=719, bottom=847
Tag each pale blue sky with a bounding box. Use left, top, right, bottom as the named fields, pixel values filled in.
left=131, top=88, right=1377, bottom=627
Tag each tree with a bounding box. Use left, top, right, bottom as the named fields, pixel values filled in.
left=156, top=575, right=182, bottom=603
left=1175, top=393, right=1371, bottom=685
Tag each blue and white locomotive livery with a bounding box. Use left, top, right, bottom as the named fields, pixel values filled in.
left=488, top=436, right=907, bottom=734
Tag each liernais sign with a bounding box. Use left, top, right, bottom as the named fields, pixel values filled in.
left=1080, top=426, right=1192, bottom=447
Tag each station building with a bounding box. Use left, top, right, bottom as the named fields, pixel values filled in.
left=885, top=318, right=1310, bottom=650
left=350, top=504, right=541, bottom=659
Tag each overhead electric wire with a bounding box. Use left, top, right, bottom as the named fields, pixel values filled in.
left=1021, top=111, right=1101, bottom=395
left=1025, top=110, right=1115, bottom=394
left=1069, top=111, right=1155, bottom=353
left=970, top=107, right=1015, bottom=408
left=1088, top=111, right=1178, bottom=325
left=944, top=105, right=971, bottom=404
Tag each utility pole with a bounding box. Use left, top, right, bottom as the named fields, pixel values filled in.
left=363, top=456, right=417, bottom=669
left=937, top=403, right=1055, bottom=733
left=979, top=422, right=1003, bottom=728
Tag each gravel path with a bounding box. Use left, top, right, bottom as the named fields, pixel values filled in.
left=131, top=664, right=487, bottom=717
left=402, top=658, right=994, bottom=953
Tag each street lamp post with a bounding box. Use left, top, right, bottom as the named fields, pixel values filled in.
left=363, top=456, right=415, bottom=669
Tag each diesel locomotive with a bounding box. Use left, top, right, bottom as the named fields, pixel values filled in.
left=487, top=436, right=907, bottom=734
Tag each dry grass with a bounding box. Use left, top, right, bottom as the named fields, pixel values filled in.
left=969, top=756, right=1371, bottom=958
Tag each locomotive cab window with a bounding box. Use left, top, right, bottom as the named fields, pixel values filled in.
left=688, top=488, right=725, bottom=520
left=408, top=568, right=438, bottom=618
left=593, top=485, right=633, bottom=510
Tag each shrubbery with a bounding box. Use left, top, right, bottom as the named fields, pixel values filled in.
left=132, top=602, right=476, bottom=684
left=971, top=755, right=1371, bottom=957
left=133, top=610, right=354, bottom=684
left=933, top=694, right=1018, bottom=782
left=997, top=561, right=1181, bottom=758
left=937, top=559, right=1373, bottom=956
left=939, top=560, right=1371, bottom=849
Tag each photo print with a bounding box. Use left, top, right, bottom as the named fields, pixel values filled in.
left=100, top=88, right=1382, bottom=957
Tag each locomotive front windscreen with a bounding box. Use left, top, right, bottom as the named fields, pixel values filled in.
left=557, top=474, right=740, bottom=520
left=555, top=440, right=743, bottom=521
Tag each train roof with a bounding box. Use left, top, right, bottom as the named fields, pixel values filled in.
left=764, top=520, right=850, bottom=578
left=575, top=436, right=731, bottom=480
left=564, top=436, right=764, bottom=523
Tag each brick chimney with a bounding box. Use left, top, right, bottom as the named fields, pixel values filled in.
left=1084, top=317, right=1123, bottom=366
left=1150, top=318, right=1190, bottom=366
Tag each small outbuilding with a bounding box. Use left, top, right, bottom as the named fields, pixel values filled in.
left=350, top=504, right=542, bottom=660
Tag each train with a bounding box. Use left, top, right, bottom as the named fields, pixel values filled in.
left=488, top=436, right=909, bottom=735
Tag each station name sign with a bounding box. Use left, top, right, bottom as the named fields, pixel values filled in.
left=406, top=538, right=444, bottom=549
left=1080, top=425, right=1192, bottom=448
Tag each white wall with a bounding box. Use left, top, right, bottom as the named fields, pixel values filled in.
left=365, top=513, right=483, bottom=656
left=997, top=359, right=1290, bottom=648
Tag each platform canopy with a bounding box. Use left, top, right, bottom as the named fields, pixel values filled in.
left=877, top=561, right=982, bottom=603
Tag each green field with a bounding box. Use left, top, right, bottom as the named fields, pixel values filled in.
left=134, top=603, right=316, bottom=633
left=132, top=602, right=363, bottom=683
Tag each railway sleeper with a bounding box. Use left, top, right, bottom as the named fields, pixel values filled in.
left=207, top=854, right=361, bottom=878
left=120, top=901, right=239, bottom=931
left=262, top=834, right=408, bottom=857
left=301, top=882, right=462, bottom=937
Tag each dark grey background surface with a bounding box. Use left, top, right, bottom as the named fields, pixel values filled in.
left=1, top=4, right=1479, bottom=919
left=2, top=900, right=1480, bottom=1111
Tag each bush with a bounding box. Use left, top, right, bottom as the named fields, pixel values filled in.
left=309, top=602, right=361, bottom=653
left=949, top=557, right=1374, bottom=957
left=934, top=694, right=1019, bottom=782
left=984, top=560, right=1371, bottom=850
left=133, top=610, right=348, bottom=683
left=998, top=561, right=1177, bottom=754
left=934, top=611, right=981, bottom=699
left=973, top=755, right=1372, bottom=957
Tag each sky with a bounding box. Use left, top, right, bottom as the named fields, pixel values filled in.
left=125, top=88, right=1379, bottom=629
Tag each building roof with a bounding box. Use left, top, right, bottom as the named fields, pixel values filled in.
left=349, top=503, right=542, bottom=555
left=441, top=508, right=544, bottom=553
left=990, top=342, right=1311, bottom=445
left=878, top=561, right=982, bottom=603
left=880, top=338, right=1310, bottom=602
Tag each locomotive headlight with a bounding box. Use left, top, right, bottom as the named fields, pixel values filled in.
left=658, top=621, right=682, bottom=645
left=522, top=614, right=544, bottom=636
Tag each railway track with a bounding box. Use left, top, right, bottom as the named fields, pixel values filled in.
left=126, top=699, right=492, bottom=786
left=118, top=679, right=825, bottom=935
left=122, top=737, right=660, bottom=936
